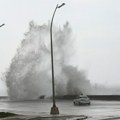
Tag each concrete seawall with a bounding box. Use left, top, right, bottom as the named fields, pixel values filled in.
left=55, top=95, right=120, bottom=101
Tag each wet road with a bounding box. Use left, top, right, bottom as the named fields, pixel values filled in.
left=0, top=100, right=120, bottom=119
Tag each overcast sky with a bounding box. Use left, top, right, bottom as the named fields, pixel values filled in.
left=0, top=0, right=120, bottom=95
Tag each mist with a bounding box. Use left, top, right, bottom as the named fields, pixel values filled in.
left=5, top=21, right=120, bottom=100
left=4, top=21, right=94, bottom=100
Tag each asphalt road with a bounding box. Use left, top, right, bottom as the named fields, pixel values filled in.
left=0, top=100, right=120, bottom=119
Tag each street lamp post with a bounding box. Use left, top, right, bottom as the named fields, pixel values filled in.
left=0, top=24, right=5, bottom=28
left=50, top=3, right=65, bottom=115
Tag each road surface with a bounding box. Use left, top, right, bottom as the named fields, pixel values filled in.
left=0, top=99, right=120, bottom=119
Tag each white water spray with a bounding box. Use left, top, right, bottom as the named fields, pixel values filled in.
left=5, top=21, right=91, bottom=100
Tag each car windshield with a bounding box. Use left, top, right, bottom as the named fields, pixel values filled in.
left=78, top=96, right=88, bottom=98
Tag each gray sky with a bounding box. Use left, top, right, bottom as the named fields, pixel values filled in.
left=0, top=0, right=120, bottom=95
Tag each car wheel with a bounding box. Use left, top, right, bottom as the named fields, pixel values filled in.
left=73, top=102, right=76, bottom=105
left=79, top=102, right=81, bottom=105
left=87, top=103, right=90, bottom=105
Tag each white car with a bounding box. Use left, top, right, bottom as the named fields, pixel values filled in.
left=73, top=95, right=90, bottom=105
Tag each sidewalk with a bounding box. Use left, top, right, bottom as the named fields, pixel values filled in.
left=1, top=114, right=88, bottom=120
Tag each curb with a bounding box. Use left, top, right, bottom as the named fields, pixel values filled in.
left=1, top=115, right=88, bottom=120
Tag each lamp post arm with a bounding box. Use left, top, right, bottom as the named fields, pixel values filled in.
left=50, top=4, right=58, bottom=107
left=50, top=4, right=58, bottom=44
left=0, top=24, right=5, bottom=28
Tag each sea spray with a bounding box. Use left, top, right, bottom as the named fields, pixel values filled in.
left=5, top=21, right=91, bottom=100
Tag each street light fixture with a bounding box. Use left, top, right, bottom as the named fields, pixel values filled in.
left=50, top=3, right=65, bottom=115
left=0, top=24, right=5, bottom=28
